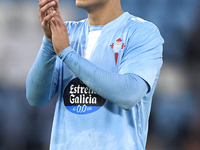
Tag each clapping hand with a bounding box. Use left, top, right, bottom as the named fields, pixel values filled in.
left=39, top=0, right=60, bottom=41
left=39, top=0, right=70, bottom=55
left=49, top=11, right=70, bottom=56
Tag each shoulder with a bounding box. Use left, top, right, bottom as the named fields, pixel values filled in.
left=126, top=14, right=160, bottom=36
left=124, top=14, right=164, bottom=46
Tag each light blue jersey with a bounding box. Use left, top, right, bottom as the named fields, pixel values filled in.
left=26, top=12, right=164, bottom=150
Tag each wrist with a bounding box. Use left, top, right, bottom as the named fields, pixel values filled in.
left=45, top=35, right=52, bottom=42
left=55, top=45, right=69, bottom=56
left=42, top=36, right=56, bottom=55
left=43, top=36, right=53, bottom=46
left=59, top=46, right=73, bottom=61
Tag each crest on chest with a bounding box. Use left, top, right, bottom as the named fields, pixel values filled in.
left=110, top=38, right=125, bottom=65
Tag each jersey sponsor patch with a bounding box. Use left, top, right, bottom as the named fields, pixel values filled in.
left=63, top=78, right=106, bottom=114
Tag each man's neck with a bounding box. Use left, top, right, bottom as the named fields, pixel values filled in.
left=87, top=1, right=123, bottom=26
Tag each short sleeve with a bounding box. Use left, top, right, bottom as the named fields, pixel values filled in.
left=119, top=22, right=164, bottom=91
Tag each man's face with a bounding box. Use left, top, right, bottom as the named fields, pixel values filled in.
left=76, top=0, right=108, bottom=12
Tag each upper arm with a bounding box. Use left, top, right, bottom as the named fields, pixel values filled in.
left=119, top=22, right=164, bottom=92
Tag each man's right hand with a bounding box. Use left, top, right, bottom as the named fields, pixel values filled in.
left=39, top=0, right=60, bottom=41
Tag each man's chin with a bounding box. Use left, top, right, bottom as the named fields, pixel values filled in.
left=76, top=3, right=92, bottom=12
left=75, top=1, right=87, bottom=8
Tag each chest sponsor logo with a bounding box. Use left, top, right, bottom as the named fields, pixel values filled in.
left=63, top=78, right=106, bottom=114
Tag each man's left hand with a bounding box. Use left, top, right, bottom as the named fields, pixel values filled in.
left=50, top=11, right=70, bottom=56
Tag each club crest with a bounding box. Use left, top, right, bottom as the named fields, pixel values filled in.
left=110, top=38, right=125, bottom=65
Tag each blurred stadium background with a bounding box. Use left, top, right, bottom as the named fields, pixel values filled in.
left=0, top=0, right=200, bottom=150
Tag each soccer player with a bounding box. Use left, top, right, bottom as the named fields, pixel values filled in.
left=26, top=0, right=164, bottom=149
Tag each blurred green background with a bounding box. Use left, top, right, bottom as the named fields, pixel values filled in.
left=0, top=0, right=200, bottom=150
